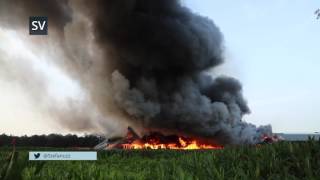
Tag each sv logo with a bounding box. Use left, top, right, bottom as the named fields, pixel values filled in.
left=29, top=16, right=48, bottom=35
left=31, top=21, right=47, bottom=31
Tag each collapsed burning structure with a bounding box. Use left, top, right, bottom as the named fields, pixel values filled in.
left=95, top=127, right=224, bottom=150
left=0, top=0, right=273, bottom=148
left=94, top=127, right=280, bottom=150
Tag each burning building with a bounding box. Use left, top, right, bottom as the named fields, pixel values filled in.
left=95, top=127, right=224, bottom=150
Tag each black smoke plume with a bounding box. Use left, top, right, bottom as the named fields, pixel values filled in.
left=83, top=0, right=271, bottom=144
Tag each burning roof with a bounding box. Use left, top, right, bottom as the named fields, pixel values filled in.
left=95, top=127, right=223, bottom=150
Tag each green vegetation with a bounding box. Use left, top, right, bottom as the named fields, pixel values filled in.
left=1, top=140, right=320, bottom=180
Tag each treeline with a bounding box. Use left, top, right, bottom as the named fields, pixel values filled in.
left=0, top=134, right=105, bottom=148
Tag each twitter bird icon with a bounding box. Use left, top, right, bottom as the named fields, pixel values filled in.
left=34, top=153, right=41, bottom=159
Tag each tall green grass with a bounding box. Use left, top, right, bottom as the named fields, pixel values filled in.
left=0, top=140, right=319, bottom=180
left=0, top=150, right=11, bottom=179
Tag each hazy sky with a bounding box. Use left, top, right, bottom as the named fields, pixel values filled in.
left=185, top=0, right=320, bottom=133
left=0, top=0, right=319, bottom=135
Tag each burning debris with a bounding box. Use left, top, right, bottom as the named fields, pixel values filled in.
left=94, top=127, right=282, bottom=150
left=259, top=134, right=284, bottom=144
left=95, top=127, right=223, bottom=150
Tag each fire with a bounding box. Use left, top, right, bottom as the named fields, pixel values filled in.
left=260, top=134, right=283, bottom=144
left=95, top=128, right=280, bottom=151
left=98, top=128, right=224, bottom=150
left=121, top=136, right=223, bottom=150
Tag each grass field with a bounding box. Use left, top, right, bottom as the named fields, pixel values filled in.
left=0, top=140, right=319, bottom=180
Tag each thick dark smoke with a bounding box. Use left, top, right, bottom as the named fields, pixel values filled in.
left=83, top=0, right=272, bottom=144
left=0, top=0, right=272, bottom=144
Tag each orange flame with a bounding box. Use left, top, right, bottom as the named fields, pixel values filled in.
left=121, top=137, right=223, bottom=150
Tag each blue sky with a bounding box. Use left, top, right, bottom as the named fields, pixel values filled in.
left=185, top=0, right=320, bottom=132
